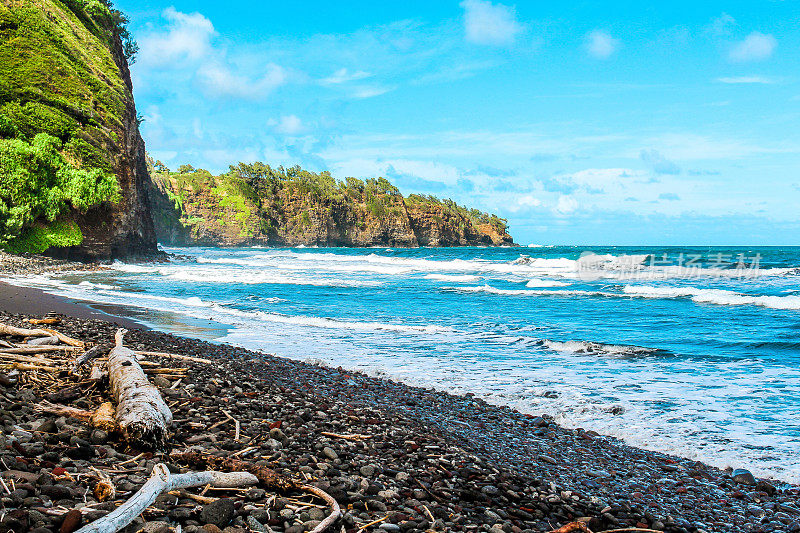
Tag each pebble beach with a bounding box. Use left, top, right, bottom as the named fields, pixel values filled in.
left=1, top=299, right=799, bottom=533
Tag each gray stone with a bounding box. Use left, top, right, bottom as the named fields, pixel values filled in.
left=246, top=516, right=270, bottom=533
left=140, top=522, right=172, bottom=533
left=322, top=446, right=338, bottom=460
left=152, top=375, right=171, bottom=388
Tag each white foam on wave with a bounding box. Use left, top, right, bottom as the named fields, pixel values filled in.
left=447, top=284, right=604, bottom=297
left=526, top=278, right=569, bottom=288
left=448, top=283, right=800, bottom=312
left=113, top=261, right=381, bottom=287
left=78, top=280, right=117, bottom=290
left=623, top=285, right=800, bottom=310
left=541, top=339, right=661, bottom=356
left=165, top=268, right=380, bottom=287
left=17, top=281, right=451, bottom=337
left=424, top=274, right=481, bottom=283
left=180, top=249, right=799, bottom=283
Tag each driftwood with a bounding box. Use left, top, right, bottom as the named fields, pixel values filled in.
left=548, top=523, right=592, bottom=533
left=0, top=345, right=81, bottom=354
left=108, top=330, right=172, bottom=449
left=0, top=353, right=57, bottom=365
left=0, top=322, right=83, bottom=347
left=26, top=335, right=59, bottom=346
left=27, top=317, right=61, bottom=325
left=75, top=344, right=111, bottom=368
left=135, top=350, right=214, bottom=364
left=74, top=463, right=258, bottom=533
left=89, top=362, right=106, bottom=382
left=172, top=451, right=341, bottom=533
left=35, top=401, right=118, bottom=433
left=35, top=401, right=92, bottom=424
left=0, top=362, right=58, bottom=372
left=90, top=402, right=116, bottom=432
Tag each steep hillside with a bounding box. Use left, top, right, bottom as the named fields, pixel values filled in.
left=0, top=0, right=157, bottom=259
left=148, top=161, right=514, bottom=247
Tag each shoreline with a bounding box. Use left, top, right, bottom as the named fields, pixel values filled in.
left=0, top=281, right=146, bottom=330
left=1, top=276, right=798, bottom=531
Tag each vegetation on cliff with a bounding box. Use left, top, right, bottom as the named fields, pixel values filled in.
left=0, top=0, right=155, bottom=258
left=148, top=160, right=513, bottom=247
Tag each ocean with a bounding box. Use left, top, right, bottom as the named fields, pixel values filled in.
left=7, top=245, right=800, bottom=483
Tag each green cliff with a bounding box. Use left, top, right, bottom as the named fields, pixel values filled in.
left=0, top=0, right=157, bottom=259
left=148, top=161, right=514, bottom=247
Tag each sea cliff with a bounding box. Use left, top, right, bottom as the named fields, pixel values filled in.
left=147, top=162, right=514, bottom=248
left=0, top=0, right=157, bottom=260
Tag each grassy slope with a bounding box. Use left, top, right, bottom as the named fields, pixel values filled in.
left=0, top=0, right=129, bottom=253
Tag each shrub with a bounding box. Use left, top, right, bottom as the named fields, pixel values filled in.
left=0, top=133, right=120, bottom=248
left=3, top=219, right=83, bottom=254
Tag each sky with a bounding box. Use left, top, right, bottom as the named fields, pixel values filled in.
left=117, top=0, right=800, bottom=245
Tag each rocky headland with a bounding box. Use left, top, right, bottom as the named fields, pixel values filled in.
left=147, top=162, right=514, bottom=248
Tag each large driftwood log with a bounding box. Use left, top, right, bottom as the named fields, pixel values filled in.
left=75, top=463, right=258, bottom=533
left=108, top=330, right=172, bottom=449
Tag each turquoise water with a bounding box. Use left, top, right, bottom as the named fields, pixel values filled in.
left=8, top=245, right=800, bottom=482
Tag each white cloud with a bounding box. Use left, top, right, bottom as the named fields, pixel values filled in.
left=729, top=32, right=777, bottom=62
left=196, top=63, right=286, bottom=99
left=137, top=8, right=288, bottom=101
left=460, top=0, right=523, bottom=46
left=138, top=7, right=216, bottom=66
left=352, top=86, right=392, bottom=99
left=585, top=30, right=619, bottom=59
left=555, top=195, right=579, bottom=214
left=510, top=195, right=541, bottom=212
left=640, top=149, right=680, bottom=175
left=716, top=76, right=776, bottom=84
left=321, top=68, right=372, bottom=85
left=271, top=115, right=305, bottom=135
left=706, top=13, right=736, bottom=36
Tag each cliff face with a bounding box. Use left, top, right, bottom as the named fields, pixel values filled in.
left=148, top=164, right=513, bottom=247
left=0, top=0, right=157, bottom=260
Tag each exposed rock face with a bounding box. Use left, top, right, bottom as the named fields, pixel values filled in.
left=148, top=167, right=514, bottom=247
left=79, top=38, right=157, bottom=261
left=0, top=0, right=158, bottom=260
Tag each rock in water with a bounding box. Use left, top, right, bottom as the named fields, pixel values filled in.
left=732, top=468, right=756, bottom=485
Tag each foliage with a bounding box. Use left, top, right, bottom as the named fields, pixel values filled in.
left=3, top=219, right=83, bottom=254
left=0, top=133, right=120, bottom=248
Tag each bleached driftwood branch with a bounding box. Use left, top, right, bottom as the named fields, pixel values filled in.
left=108, top=329, right=172, bottom=449
left=0, top=322, right=83, bottom=347
left=75, top=463, right=258, bottom=533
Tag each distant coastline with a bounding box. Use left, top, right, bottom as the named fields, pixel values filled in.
left=147, top=161, right=514, bottom=249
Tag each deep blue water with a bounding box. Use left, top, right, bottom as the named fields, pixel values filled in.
left=7, top=245, right=800, bottom=482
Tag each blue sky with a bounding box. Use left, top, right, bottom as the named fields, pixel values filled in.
left=118, top=0, right=800, bottom=245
